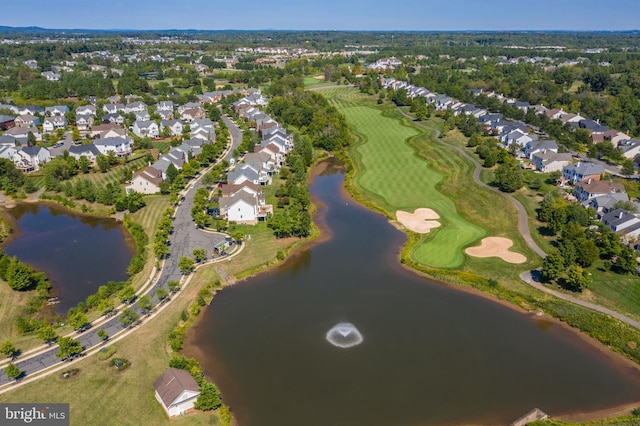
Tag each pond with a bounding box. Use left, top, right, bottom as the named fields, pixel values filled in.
left=185, top=161, right=640, bottom=426
left=3, top=203, right=133, bottom=313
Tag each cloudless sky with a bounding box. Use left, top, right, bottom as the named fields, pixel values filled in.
left=2, top=0, right=639, bottom=31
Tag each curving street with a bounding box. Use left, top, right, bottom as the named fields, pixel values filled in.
left=0, top=115, right=244, bottom=387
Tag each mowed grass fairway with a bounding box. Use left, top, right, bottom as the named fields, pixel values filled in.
left=338, top=101, right=485, bottom=268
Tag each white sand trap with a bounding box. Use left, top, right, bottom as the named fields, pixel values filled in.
left=396, top=208, right=441, bottom=234
left=465, top=237, right=527, bottom=264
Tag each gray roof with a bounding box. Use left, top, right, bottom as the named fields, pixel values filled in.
left=219, top=191, right=258, bottom=210
left=95, top=137, right=129, bottom=147
left=20, top=146, right=47, bottom=156
left=587, top=193, right=629, bottom=210
left=69, top=144, right=100, bottom=157
left=0, top=115, right=15, bottom=123
left=602, top=208, right=638, bottom=228
left=563, top=162, right=606, bottom=176
left=0, top=135, right=16, bottom=145
left=228, top=165, right=259, bottom=183
left=528, top=139, right=558, bottom=151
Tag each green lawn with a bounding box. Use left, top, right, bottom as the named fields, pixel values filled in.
left=303, top=76, right=334, bottom=90
left=1, top=265, right=224, bottom=426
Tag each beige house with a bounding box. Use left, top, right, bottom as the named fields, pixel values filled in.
left=127, top=166, right=163, bottom=194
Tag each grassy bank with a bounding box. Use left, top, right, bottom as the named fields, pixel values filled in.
left=327, top=89, right=537, bottom=291
left=0, top=266, right=224, bottom=426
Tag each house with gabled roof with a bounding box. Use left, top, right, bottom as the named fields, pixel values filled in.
left=0, top=115, right=16, bottom=130
left=573, top=180, right=626, bottom=202
left=102, top=113, right=125, bottom=125
left=132, top=120, right=159, bottom=138
left=94, top=137, right=132, bottom=157
left=76, top=105, right=96, bottom=116
left=75, top=114, right=94, bottom=131
left=6, top=126, right=41, bottom=144
left=180, top=108, right=205, bottom=122
left=601, top=209, right=640, bottom=240
left=45, top=105, right=69, bottom=116
left=156, top=100, right=174, bottom=112
left=90, top=123, right=127, bottom=139
left=523, top=139, right=558, bottom=159
left=617, top=139, right=640, bottom=159
left=154, top=368, right=200, bottom=418
left=587, top=193, right=630, bottom=216
left=42, top=116, right=67, bottom=132
left=562, top=162, right=605, bottom=184
left=219, top=191, right=272, bottom=225
left=103, top=103, right=125, bottom=114
left=18, top=106, right=43, bottom=116
left=15, top=115, right=40, bottom=128
left=531, top=151, right=573, bottom=173
left=220, top=181, right=262, bottom=198
left=127, top=166, right=163, bottom=195
left=160, top=119, right=184, bottom=136
left=134, top=110, right=151, bottom=122
left=126, top=101, right=147, bottom=113
left=69, top=144, right=101, bottom=163
left=153, top=149, right=187, bottom=179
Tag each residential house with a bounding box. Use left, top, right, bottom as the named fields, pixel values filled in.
left=617, top=139, right=640, bottom=159
left=523, top=140, right=558, bottom=159
left=227, top=164, right=261, bottom=186
left=180, top=108, right=205, bottom=122
left=6, top=127, right=41, bottom=144
left=103, top=103, right=125, bottom=114
left=579, top=119, right=609, bottom=134
left=219, top=191, right=271, bottom=225
left=191, top=118, right=214, bottom=133
left=156, top=101, right=174, bottom=112
left=17, top=106, right=43, bottom=116
left=587, top=193, right=630, bottom=216
left=562, top=162, right=606, bottom=184
left=102, top=113, right=125, bottom=125
left=69, top=144, right=101, bottom=163
left=42, top=116, right=67, bottom=132
left=0, top=115, right=16, bottom=130
left=531, top=151, right=573, bottom=173
left=0, top=135, right=17, bottom=146
left=244, top=152, right=278, bottom=176
left=15, top=115, right=40, bottom=128
left=153, top=368, right=200, bottom=418
left=126, top=101, right=147, bottom=113
left=76, top=114, right=94, bottom=131
left=191, top=126, right=215, bottom=142
left=601, top=209, right=640, bottom=240
left=41, top=71, right=60, bottom=81
left=573, top=180, right=626, bottom=202
left=134, top=110, right=151, bottom=122
left=45, top=105, right=69, bottom=116
left=132, top=120, right=159, bottom=138
left=501, top=129, right=535, bottom=148
left=90, top=123, right=127, bottom=139
left=160, top=119, right=184, bottom=136
left=75, top=105, right=96, bottom=116
left=127, top=166, right=163, bottom=195
left=157, top=110, right=173, bottom=120
left=256, top=143, right=285, bottom=166
left=18, top=146, right=51, bottom=167
left=152, top=149, right=187, bottom=179
left=220, top=181, right=262, bottom=199
left=94, top=137, right=132, bottom=157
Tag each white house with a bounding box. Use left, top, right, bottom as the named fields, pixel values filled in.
left=219, top=191, right=271, bottom=224
left=75, top=105, right=96, bottom=116
left=160, top=119, right=184, bottom=136
left=94, top=137, right=132, bottom=157
left=153, top=368, right=200, bottom=418
left=132, top=120, right=159, bottom=138
left=42, top=116, right=67, bottom=132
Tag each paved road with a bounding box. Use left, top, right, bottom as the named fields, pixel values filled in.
left=0, top=117, right=243, bottom=385
left=520, top=270, right=640, bottom=329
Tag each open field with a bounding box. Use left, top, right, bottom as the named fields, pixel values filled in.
left=70, top=155, right=148, bottom=188
left=303, top=76, right=334, bottom=90
left=0, top=264, right=224, bottom=426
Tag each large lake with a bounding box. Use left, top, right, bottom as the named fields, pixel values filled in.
left=3, top=203, right=132, bottom=313
left=186, top=161, right=640, bottom=426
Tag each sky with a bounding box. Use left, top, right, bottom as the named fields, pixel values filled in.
left=2, top=0, right=639, bottom=31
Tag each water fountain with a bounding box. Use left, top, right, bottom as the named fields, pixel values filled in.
left=325, top=322, right=363, bottom=348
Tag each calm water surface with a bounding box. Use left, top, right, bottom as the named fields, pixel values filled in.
left=187, top=162, right=640, bottom=426
left=4, top=203, right=132, bottom=313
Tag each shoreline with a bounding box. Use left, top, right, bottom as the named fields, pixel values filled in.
left=186, top=157, right=640, bottom=424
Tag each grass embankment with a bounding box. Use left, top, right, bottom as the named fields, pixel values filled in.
left=327, top=90, right=537, bottom=291
left=442, top=128, right=640, bottom=322
left=0, top=266, right=224, bottom=426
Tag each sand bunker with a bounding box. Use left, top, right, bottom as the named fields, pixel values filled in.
left=465, top=237, right=527, bottom=264
left=396, top=208, right=441, bottom=234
